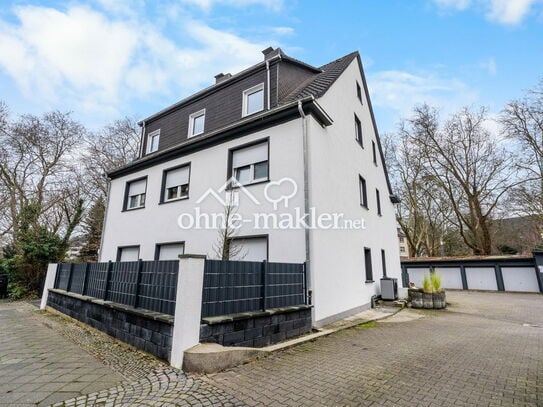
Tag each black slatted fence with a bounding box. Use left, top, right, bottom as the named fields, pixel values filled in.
left=202, top=259, right=307, bottom=318
left=54, top=260, right=179, bottom=315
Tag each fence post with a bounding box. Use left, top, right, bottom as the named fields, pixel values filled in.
left=104, top=260, right=113, bottom=300
left=261, top=260, right=268, bottom=311
left=40, top=263, right=59, bottom=310
left=170, top=254, right=206, bottom=370
left=66, top=263, right=75, bottom=292
left=133, top=259, right=144, bottom=308
left=82, top=263, right=90, bottom=296
left=54, top=263, right=61, bottom=289
left=302, top=262, right=308, bottom=305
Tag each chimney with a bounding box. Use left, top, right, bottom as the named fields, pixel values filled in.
left=262, top=46, right=275, bottom=60
left=214, top=73, right=232, bottom=84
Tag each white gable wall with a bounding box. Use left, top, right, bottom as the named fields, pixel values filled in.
left=307, top=58, right=402, bottom=326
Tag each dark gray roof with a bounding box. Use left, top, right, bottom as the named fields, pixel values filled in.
left=283, top=51, right=359, bottom=102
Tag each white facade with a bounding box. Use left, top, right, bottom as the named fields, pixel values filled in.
left=101, top=56, right=402, bottom=326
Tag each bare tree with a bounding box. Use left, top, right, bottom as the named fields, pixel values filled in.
left=212, top=192, right=246, bottom=260
left=406, top=105, right=519, bottom=255
left=384, top=132, right=453, bottom=257
left=0, top=105, right=85, bottom=248
left=83, top=116, right=141, bottom=201
left=501, top=80, right=543, bottom=232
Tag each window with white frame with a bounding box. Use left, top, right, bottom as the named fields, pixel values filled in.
left=242, top=83, right=264, bottom=117
left=156, top=242, right=185, bottom=260
left=163, top=165, right=190, bottom=202
left=231, top=141, right=268, bottom=185
left=188, top=109, right=205, bottom=137
left=147, top=130, right=160, bottom=153
left=125, top=178, right=147, bottom=210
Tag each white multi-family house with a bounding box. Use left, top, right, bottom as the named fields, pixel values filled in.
left=100, top=47, right=402, bottom=327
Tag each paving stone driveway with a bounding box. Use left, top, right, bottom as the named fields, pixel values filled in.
left=203, top=291, right=543, bottom=406
left=1, top=291, right=542, bottom=406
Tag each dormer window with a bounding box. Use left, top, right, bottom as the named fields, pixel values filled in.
left=147, top=130, right=160, bottom=153
left=242, top=83, right=264, bottom=117
left=188, top=109, right=205, bottom=137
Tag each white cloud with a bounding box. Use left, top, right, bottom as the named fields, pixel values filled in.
left=0, top=4, right=268, bottom=119
left=486, top=0, right=538, bottom=24
left=368, top=70, right=478, bottom=117
left=432, top=0, right=541, bottom=25
left=270, top=26, right=295, bottom=35
left=179, top=0, right=283, bottom=12
left=433, top=0, right=472, bottom=10
left=480, top=57, right=497, bottom=75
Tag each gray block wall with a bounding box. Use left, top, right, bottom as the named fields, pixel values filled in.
left=47, top=290, right=173, bottom=360
left=199, top=307, right=312, bottom=348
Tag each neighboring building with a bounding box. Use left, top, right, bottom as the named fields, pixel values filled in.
left=100, top=47, right=402, bottom=327
left=398, top=228, right=408, bottom=257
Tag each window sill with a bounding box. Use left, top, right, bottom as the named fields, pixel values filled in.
left=356, top=139, right=364, bottom=149
left=242, top=108, right=264, bottom=119
left=229, top=179, right=269, bottom=189
left=159, top=196, right=190, bottom=205
left=365, top=280, right=374, bottom=284
left=122, top=206, right=145, bottom=212
left=360, top=204, right=369, bottom=210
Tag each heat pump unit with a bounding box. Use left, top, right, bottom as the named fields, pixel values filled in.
left=381, top=277, right=398, bottom=301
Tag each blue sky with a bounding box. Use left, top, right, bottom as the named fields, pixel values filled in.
left=0, top=0, right=541, bottom=133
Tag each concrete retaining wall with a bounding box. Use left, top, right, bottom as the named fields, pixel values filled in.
left=200, top=306, right=312, bottom=348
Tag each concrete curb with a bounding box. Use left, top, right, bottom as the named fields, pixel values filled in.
left=184, top=306, right=404, bottom=373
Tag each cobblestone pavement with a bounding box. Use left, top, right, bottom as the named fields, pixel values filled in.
left=0, top=301, right=122, bottom=406
left=2, top=292, right=542, bottom=406
left=0, top=302, right=245, bottom=407
left=203, top=291, right=543, bottom=406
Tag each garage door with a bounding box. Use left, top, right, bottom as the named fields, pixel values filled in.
left=466, top=267, right=498, bottom=290
left=502, top=267, right=540, bottom=292
left=435, top=267, right=463, bottom=289
left=407, top=268, right=429, bottom=287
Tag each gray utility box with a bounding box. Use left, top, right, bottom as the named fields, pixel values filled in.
left=380, top=277, right=398, bottom=301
